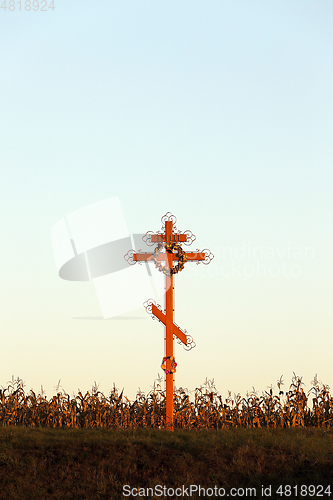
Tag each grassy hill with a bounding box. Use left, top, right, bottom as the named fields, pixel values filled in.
left=0, top=426, right=333, bottom=499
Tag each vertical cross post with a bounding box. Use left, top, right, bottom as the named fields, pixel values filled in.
left=164, top=221, right=174, bottom=428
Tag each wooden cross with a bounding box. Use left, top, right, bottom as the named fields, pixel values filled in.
left=125, top=213, right=213, bottom=429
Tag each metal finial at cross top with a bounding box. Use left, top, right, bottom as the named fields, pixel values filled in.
left=124, top=213, right=214, bottom=429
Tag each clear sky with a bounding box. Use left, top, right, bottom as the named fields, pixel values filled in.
left=1, top=0, right=332, bottom=401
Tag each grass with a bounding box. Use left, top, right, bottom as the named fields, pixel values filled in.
left=0, top=427, right=333, bottom=499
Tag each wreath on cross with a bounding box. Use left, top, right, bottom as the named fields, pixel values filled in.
left=152, top=242, right=187, bottom=276
left=161, top=356, right=177, bottom=375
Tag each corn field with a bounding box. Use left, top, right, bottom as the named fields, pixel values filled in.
left=1, top=374, right=332, bottom=429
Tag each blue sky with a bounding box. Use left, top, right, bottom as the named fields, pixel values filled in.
left=1, top=0, right=332, bottom=400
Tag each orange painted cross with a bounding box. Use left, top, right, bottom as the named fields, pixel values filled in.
left=125, top=213, right=213, bottom=429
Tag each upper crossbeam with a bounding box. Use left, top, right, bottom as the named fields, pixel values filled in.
left=151, top=234, right=187, bottom=243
